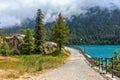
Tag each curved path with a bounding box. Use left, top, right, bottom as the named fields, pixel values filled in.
left=30, top=47, right=106, bottom=80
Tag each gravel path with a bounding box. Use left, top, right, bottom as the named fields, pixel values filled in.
left=30, top=47, right=106, bottom=80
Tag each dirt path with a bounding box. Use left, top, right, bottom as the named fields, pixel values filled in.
left=26, top=47, right=105, bottom=80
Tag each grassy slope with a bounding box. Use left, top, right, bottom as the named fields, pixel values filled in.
left=0, top=48, right=70, bottom=79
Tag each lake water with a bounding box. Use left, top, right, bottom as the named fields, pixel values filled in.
left=74, top=45, right=120, bottom=58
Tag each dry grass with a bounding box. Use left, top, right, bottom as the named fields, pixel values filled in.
left=0, top=56, right=19, bottom=62
left=0, top=49, right=70, bottom=79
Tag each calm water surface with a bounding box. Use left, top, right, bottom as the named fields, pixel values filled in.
left=75, top=45, right=120, bottom=58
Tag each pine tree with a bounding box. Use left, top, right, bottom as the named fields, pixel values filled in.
left=34, top=9, right=45, bottom=54
left=0, top=41, right=10, bottom=56
left=19, top=29, right=27, bottom=34
left=20, top=29, right=34, bottom=55
left=50, top=13, right=69, bottom=50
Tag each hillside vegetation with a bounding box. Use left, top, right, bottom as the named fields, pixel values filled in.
left=3, top=7, right=120, bottom=45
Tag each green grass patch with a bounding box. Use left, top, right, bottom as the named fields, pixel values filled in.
left=0, top=49, right=70, bottom=78
left=18, top=49, right=69, bottom=73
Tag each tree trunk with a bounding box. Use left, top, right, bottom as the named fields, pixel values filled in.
left=59, top=43, right=62, bottom=51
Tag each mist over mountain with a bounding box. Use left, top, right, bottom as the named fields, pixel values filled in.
left=3, top=6, right=120, bottom=45
left=1, top=0, right=120, bottom=28
left=67, top=7, right=120, bottom=44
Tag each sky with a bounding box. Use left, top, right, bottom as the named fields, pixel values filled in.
left=0, top=0, right=120, bottom=28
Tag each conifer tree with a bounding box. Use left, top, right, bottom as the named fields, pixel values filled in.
left=50, top=13, right=69, bottom=50
left=0, top=41, right=10, bottom=56
left=34, top=9, right=45, bottom=54
left=20, top=29, right=34, bottom=54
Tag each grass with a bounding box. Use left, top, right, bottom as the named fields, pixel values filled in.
left=7, top=73, right=18, bottom=78
left=0, top=48, right=70, bottom=79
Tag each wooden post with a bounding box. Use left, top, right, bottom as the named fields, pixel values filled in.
left=101, top=58, right=103, bottom=72
left=94, top=57, right=97, bottom=66
left=99, top=58, right=100, bottom=71
left=111, top=57, right=114, bottom=78
left=105, top=58, right=107, bottom=74
left=96, top=57, right=98, bottom=66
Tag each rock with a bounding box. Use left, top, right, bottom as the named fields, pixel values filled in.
left=43, top=42, right=57, bottom=54
left=4, top=34, right=25, bottom=55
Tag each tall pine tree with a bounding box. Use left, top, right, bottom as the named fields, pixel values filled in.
left=34, top=9, right=45, bottom=54
left=20, top=29, right=34, bottom=54
left=50, top=13, right=69, bottom=50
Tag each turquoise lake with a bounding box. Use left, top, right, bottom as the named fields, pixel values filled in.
left=74, top=45, right=120, bottom=58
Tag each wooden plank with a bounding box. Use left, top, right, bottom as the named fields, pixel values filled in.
left=112, top=69, right=120, bottom=74
left=113, top=60, right=120, bottom=63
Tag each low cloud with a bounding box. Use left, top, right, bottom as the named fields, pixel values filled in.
left=0, top=0, right=120, bottom=27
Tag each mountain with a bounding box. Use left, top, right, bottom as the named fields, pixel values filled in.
left=3, top=6, right=120, bottom=45
left=67, top=7, right=120, bottom=45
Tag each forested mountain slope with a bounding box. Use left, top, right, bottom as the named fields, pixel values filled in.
left=3, top=7, right=120, bottom=45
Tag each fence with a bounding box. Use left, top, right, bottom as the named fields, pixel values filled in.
left=82, top=53, right=120, bottom=78
left=69, top=46, right=120, bottom=78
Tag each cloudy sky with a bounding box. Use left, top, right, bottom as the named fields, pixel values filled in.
left=0, top=0, right=120, bottom=28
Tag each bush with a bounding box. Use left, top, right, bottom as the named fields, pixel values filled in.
left=114, top=49, right=119, bottom=60
left=20, top=55, right=43, bottom=72
left=0, top=41, right=12, bottom=56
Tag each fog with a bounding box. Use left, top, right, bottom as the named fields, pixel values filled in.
left=0, top=0, right=120, bottom=27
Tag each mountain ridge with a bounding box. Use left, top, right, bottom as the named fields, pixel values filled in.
left=3, top=6, right=120, bottom=45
